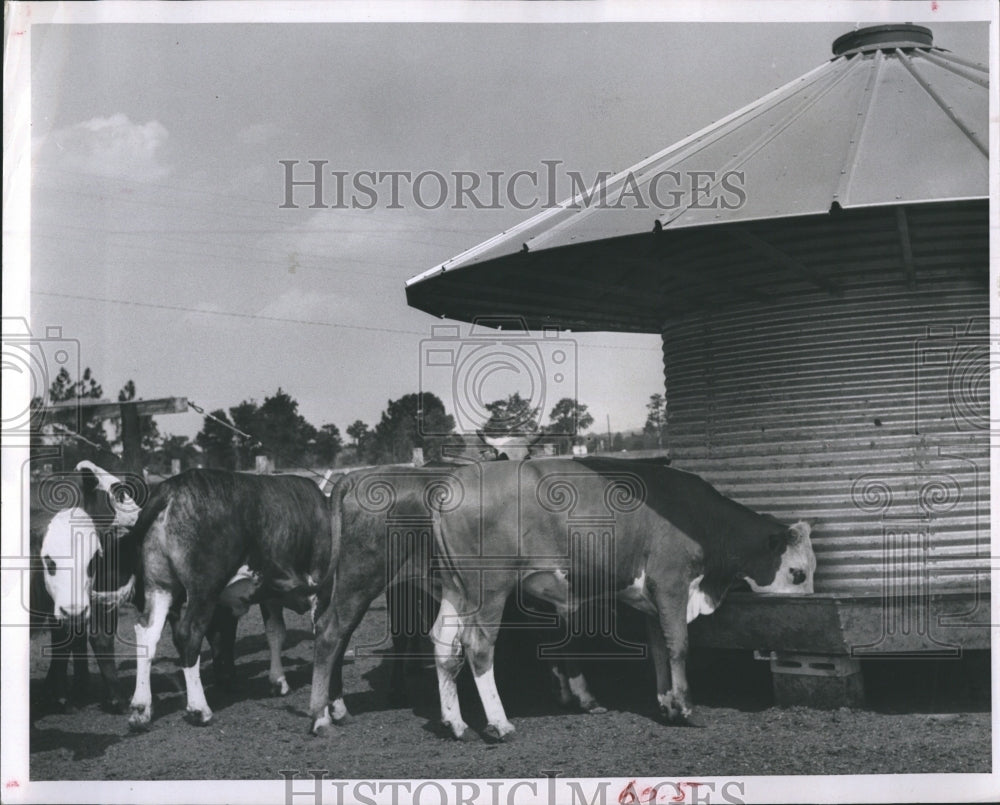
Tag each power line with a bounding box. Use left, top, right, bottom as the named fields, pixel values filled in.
left=34, top=290, right=662, bottom=351
left=34, top=290, right=425, bottom=335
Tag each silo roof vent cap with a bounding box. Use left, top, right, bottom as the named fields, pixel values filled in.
left=832, top=23, right=934, bottom=56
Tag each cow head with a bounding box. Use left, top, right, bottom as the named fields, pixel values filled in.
left=478, top=431, right=543, bottom=461
left=35, top=462, right=142, bottom=623
left=39, top=507, right=103, bottom=622
left=744, top=520, right=816, bottom=594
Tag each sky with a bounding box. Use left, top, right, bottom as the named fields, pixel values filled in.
left=18, top=6, right=991, bottom=446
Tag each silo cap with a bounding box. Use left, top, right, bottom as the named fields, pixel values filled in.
left=832, top=23, right=934, bottom=56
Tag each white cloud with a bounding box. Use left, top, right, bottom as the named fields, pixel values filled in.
left=38, top=113, right=171, bottom=181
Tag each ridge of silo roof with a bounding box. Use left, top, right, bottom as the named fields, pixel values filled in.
left=406, top=24, right=988, bottom=286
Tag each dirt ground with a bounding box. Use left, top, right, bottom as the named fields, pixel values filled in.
left=27, top=603, right=991, bottom=781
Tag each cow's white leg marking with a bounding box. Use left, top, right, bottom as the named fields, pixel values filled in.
left=129, top=589, right=170, bottom=730
left=182, top=655, right=213, bottom=725
left=431, top=591, right=469, bottom=740
left=568, top=673, right=604, bottom=713
left=550, top=664, right=573, bottom=706
left=473, top=664, right=515, bottom=740
left=264, top=605, right=289, bottom=696
left=330, top=697, right=348, bottom=722
left=686, top=575, right=717, bottom=623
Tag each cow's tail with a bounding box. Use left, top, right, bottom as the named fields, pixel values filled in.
left=320, top=473, right=351, bottom=599
left=428, top=491, right=469, bottom=607
left=298, top=473, right=350, bottom=618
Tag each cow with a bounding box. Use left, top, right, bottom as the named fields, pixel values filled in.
left=307, top=463, right=606, bottom=735
left=476, top=431, right=542, bottom=461
left=29, top=461, right=141, bottom=713
left=423, top=457, right=815, bottom=741
left=125, top=469, right=335, bottom=730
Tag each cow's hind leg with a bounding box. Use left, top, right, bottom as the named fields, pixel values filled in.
left=171, top=596, right=217, bottom=726
left=558, top=655, right=606, bottom=714
left=431, top=585, right=472, bottom=741
left=262, top=601, right=290, bottom=696
left=205, top=606, right=238, bottom=689
left=648, top=593, right=695, bottom=725
left=310, top=574, right=386, bottom=734
left=129, top=589, right=171, bottom=730
left=463, top=589, right=515, bottom=743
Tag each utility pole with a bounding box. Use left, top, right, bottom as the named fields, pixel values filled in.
left=606, top=414, right=611, bottom=453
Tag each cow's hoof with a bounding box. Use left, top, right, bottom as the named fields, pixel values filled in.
left=482, top=722, right=515, bottom=744
left=585, top=704, right=608, bottom=715
left=183, top=708, right=213, bottom=727
left=660, top=707, right=696, bottom=726
left=310, top=713, right=332, bottom=736
left=657, top=692, right=690, bottom=724
left=270, top=677, right=290, bottom=697
left=128, top=706, right=151, bottom=732
left=440, top=721, right=474, bottom=741
left=329, top=698, right=351, bottom=724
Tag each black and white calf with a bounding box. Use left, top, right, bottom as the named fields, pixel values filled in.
left=29, top=461, right=140, bottom=713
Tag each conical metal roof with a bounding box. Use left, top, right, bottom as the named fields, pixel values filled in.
left=406, top=25, right=989, bottom=332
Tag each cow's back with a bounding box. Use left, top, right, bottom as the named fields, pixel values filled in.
left=137, top=469, right=332, bottom=592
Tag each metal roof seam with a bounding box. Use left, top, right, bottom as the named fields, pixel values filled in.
left=660, top=54, right=863, bottom=229
left=523, top=59, right=853, bottom=252
left=919, top=49, right=991, bottom=89
left=895, top=49, right=989, bottom=157
left=404, top=58, right=838, bottom=287
left=836, top=49, right=883, bottom=206
left=928, top=49, right=989, bottom=75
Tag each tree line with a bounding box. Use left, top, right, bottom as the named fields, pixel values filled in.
left=32, top=368, right=670, bottom=474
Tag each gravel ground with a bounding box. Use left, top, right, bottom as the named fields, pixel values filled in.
left=27, top=604, right=991, bottom=780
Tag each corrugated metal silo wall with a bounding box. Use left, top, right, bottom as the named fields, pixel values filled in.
left=661, top=279, right=988, bottom=595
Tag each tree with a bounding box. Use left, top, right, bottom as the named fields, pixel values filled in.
left=369, top=392, right=454, bottom=465
left=643, top=393, right=666, bottom=449
left=149, top=433, right=201, bottom=475
left=312, top=423, right=343, bottom=466
left=546, top=398, right=594, bottom=435
left=48, top=366, right=103, bottom=404
left=196, top=409, right=238, bottom=470
left=228, top=399, right=261, bottom=470
left=481, top=392, right=540, bottom=437
left=346, top=420, right=369, bottom=448
left=545, top=397, right=595, bottom=455
left=36, top=367, right=113, bottom=470
left=254, top=388, right=318, bottom=469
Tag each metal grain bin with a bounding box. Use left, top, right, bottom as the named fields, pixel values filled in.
left=405, top=25, right=990, bottom=652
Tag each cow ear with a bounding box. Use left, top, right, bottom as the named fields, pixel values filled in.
left=787, top=520, right=811, bottom=544
left=81, top=467, right=99, bottom=507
